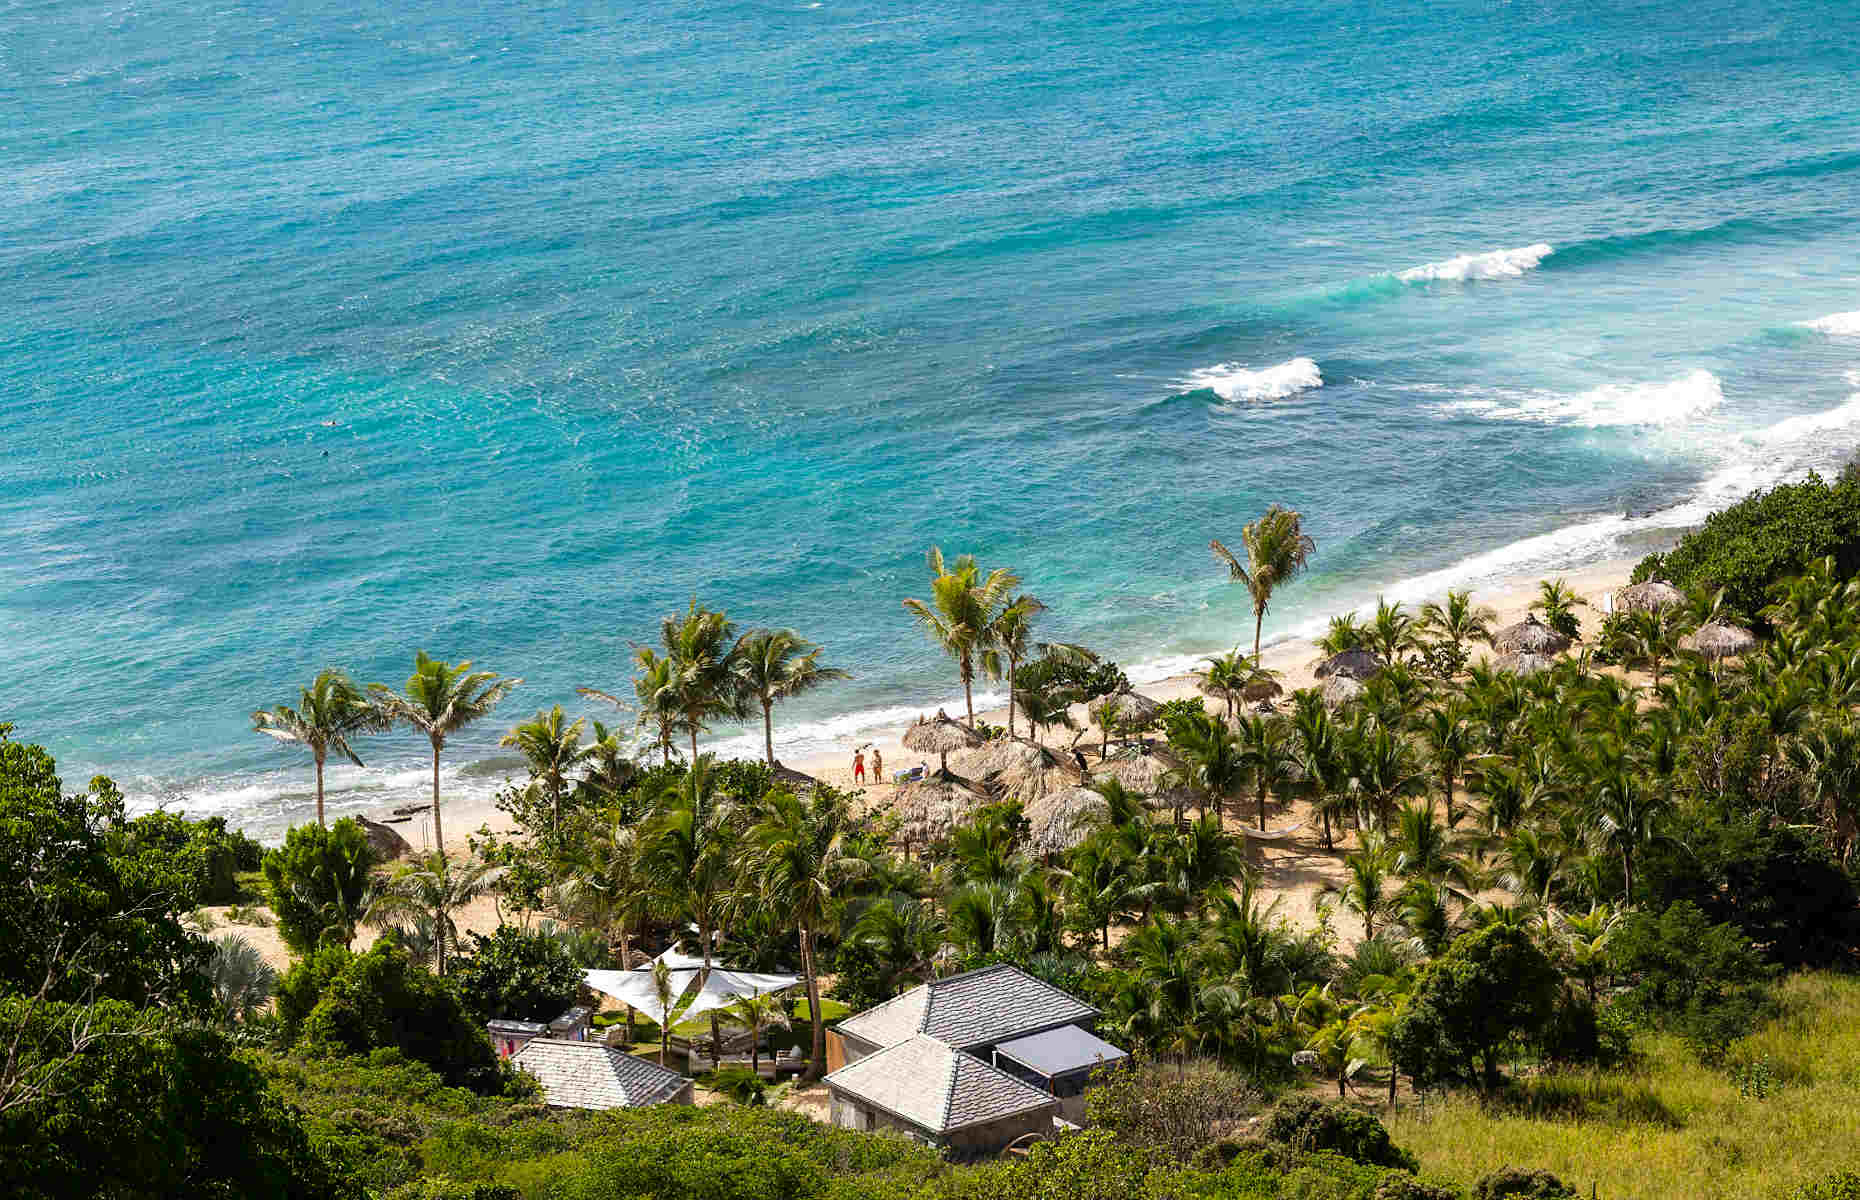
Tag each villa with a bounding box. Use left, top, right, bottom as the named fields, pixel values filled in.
left=823, top=963, right=1128, bottom=1155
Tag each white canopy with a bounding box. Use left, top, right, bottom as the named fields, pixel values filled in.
left=582, top=947, right=800, bottom=1029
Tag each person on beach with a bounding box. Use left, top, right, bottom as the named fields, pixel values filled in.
left=871, top=747, right=883, bottom=783
left=853, top=749, right=865, bottom=783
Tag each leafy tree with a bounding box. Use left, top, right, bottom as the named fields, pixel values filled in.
left=363, top=853, right=506, bottom=976
left=116, top=810, right=263, bottom=905
left=1610, top=901, right=1773, bottom=1060
left=263, top=818, right=379, bottom=957
left=0, top=732, right=210, bottom=1010
left=734, top=629, right=849, bottom=765
left=1388, top=925, right=1560, bottom=1090
left=1211, top=503, right=1317, bottom=663
left=450, top=925, right=581, bottom=1023
left=1261, top=1095, right=1417, bottom=1171
left=298, top=941, right=502, bottom=1092
left=0, top=995, right=349, bottom=1199
left=1472, top=1167, right=1578, bottom=1200
left=1084, top=1059, right=1260, bottom=1163
left=902, top=548, right=1020, bottom=728
left=370, top=652, right=521, bottom=856
left=252, top=669, right=388, bottom=828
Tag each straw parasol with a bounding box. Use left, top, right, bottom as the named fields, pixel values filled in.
left=1682, top=622, right=1757, bottom=660
left=902, top=711, right=985, bottom=772
left=894, top=770, right=987, bottom=846
left=1098, top=750, right=1175, bottom=793
left=771, top=762, right=820, bottom=791
left=1099, top=689, right=1163, bottom=727
left=1321, top=675, right=1365, bottom=709
left=955, top=738, right=1050, bottom=780
left=1494, top=651, right=1556, bottom=677
left=1024, top=786, right=1109, bottom=855
left=1314, top=649, right=1383, bottom=681
left=1492, top=613, right=1572, bottom=656
left=1242, top=676, right=1285, bottom=702
left=1615, top=580, right=1685, bottom=614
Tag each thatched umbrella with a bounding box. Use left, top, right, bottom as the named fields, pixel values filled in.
left=1492, top=613, right=1572, bottom=656
left=955, top=738, right=1048, bottom=779
left=998, top=744, right=1075, bottom=804
left=902, top=712, right=985, bottom=772
left=771, top=762, right=820, bottom=791
left=1098, top=751, right=1174, bottom=793
left=1682, top=622, right=1757, bottom=660
left=1494, top=651, right=1556, bottom=677
left=1321, top=675, right=1365, bottom=709
left=1099, top=690, right=1163, bottom=728
left=1615, top=580, right=1685, bottom=614
left=1242, top=676, right=1284, bottom=702
left=1025, top=786, right=1109, bottom=855
left=895, top=770, right=987, bottom=847
left=1314, top=649, right=1383, bottom=681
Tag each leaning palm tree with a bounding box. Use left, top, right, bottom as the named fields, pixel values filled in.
left=902, top=548, right=1020, bottom=728
left=208, top=933, right=278, bottom=1024
left=640, top=755, right=740, bottom=1069
left=725, top=990, right=793, bottom=1078
left=1210, top=504, right=1316, bottom=663
left=660, top=601, right=749, bottom=763
left=252, top=669, right=389, bottom=827
left=500, top=706, right=591, bottom=837
left=746, top=785, right=866, bottom=1080
left=370, top=652, right=520, bottom=856
left=735, top=629, right=849, bottom=766
left=978, top=593, right=1046, bottom=738
left=364, top=852, right=507, bottom=975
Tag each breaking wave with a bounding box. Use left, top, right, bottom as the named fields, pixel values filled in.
left=1183, top=356, right=1323, bottom=402
left=1800, top=311, right=1860, bottom=336
left=1397, top=242, right=1554, bottom=283
left=1437, top=369, right=1724, bottom=427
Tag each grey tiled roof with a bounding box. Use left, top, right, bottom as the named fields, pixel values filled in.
left=837, top=963, right=1097, bottom=1051
left=824, top=1034, right=1057, bottom=1134
left=992, top=1023, right=1128, bottom=1077
left=513, top=1039, right=690, bottom=1110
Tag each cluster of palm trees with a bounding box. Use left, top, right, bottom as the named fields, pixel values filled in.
left=903, top=548, right=1057, bottom=735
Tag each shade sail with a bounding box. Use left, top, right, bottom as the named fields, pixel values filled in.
left=581, top=967, right=698, bottom=1026
left=582, top=954, right=801, bottom=1027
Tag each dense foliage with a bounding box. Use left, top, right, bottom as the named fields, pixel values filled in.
left=450, top=925, right=583, bottom=1023
left=263, top=818, right=380, bottom=956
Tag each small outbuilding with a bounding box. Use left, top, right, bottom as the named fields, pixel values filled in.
left=824, top=1034, right=1060, bottom=1159
left=990, top=1024, right=1129, bottom=1124
left=512, top=1039, right=694, bottom=1110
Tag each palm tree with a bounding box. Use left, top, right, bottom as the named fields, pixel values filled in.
left=1365, top=598, right=1422, bottom=666
left=252, top=669, right=388, bottom=827
left=370, top=652, right=520, bottom=856
left=650, top=959, right=679, bottom=1068
left=852, top=896, right=948, bottom=985
left=208, top=933, right=278, bottom=1024
left=1420, top=589, right=1497, bottom=658
left=1334, top=833, right=1399, bottom=941
left=500, top=706, right=590, bottom=837
left=1210, top=504, right=1317, bottom=663
left=609, top=648, right=684, bottom=764
left=725, top=991, right=792, bottom=1077
left=1417, top=701, right=1473, bottom=826
left=734, top=629, right=849, bottom=766
left=1621, top=607, right=1686, bottom=688
left=979, top=593, right=1046, bottom=738
left=1789, top=718, right=1860, bottom=864
left=1317, top=613, right=1368, bottom=656
left=1170, top=710, right=1248, bottom=828
left=1531, top=579, right=1588, bottom=640
left=1237, top=714, right=1298, bottom=830
left=554, top=817, right=653, bottom=1037
left=902, top=548, right=1020, bottom=728
left=640, top=755, right=740, bottom=1069
left=1196, top=649, right=1251, bottom=722
left=1589, top=765, right=1666, bottom=902
left=661, top=601, right=749, bottom=763
left=364, top=852, right=507, bottom=975
left=1351, top=724, right=1423, bottom=830
left=745, top=785, right=865, bottom=1080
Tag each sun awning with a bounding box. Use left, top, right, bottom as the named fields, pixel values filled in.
left=991, top=1025, right=1128, bottom=1079
left=582, top=953, right=800, bottom=1027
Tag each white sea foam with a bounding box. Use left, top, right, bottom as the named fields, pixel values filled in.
left=1441, top=369, right=1725, bottom=427
left=1397, top=243, right=1553, bottom=283
left=1184, top=356, right=1323, bottom=402
left=1800, top=311, right=1860, bottom=336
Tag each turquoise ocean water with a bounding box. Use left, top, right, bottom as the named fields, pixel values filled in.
left=6, top=0, right=1860, bottom=836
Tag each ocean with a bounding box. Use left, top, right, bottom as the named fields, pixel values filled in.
left=5, top=0, right=1860, bottom=837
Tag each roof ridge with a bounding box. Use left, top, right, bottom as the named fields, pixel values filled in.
left=939, top=1036, right=961, bottom=1129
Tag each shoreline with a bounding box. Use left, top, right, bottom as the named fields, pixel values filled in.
left=416, top=554, right=1644, bottom=856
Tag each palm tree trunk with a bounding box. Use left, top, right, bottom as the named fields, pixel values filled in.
left=1007, top=654, right=1018, bottom=738
left=801, top=925, right=826, bottom=1081
left=961, top=659, right=975, bottom=728
left=690, top=728, right=700, bottom=767
left=763, top=700, right=775, bottom=767
left=1258, top=781, right=1268, bottom=830
left=430, top=737, right=445, bottom=859
left=701, top=923, right=722, bottom=1071
left=315, top=751, right=327, bottom=828
left=1254, top=606, right=1265, bottom=665
left=1442, top=769, right=1454, bottom=827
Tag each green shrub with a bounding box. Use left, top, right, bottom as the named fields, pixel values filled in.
left=1471, top=1166, right=1576, bottom=1199
left=1610, top=901, right=1774, bottom=1062
left=118, top=811, right=264, bottom=904
left=1631, top=473, right=1860, bottom=624
left=1388, top=926, right=1560, bottom=1091
left=1085, top=1058, right=1261, bottom=1163
left=298, top=942, right=502, bottom=1092
left=1790, top=1171, right=1860, bottom=1200
left=1262, top=1096, right=1418, bottom=1172
left=1538, top=991, right=1633, bottom=1069
left=450, top=925, right=581, bottom=1022
left=711, top=1066, right=768, bottom=1105
left=263, top=819, right=378, bottom=955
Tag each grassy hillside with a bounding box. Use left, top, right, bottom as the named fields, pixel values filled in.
left=1385, top=973, right=1860, bottom=1199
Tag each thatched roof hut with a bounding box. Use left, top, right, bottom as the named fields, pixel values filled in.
left=1314, top=649, right=1383, bottom=681
left=771, top=762, right=820, bottom=791
left=1494, top=651, right=1556, bottom=677
left=1098, top=690, right=1163, bottom=727
left=1097, top=750, right=1174, bottom=793
left=1024, top=786, right=1109, bottom=855
left=1615, top=580, right=1684, bottom=614
left=1321, top=675, right=1365, bottom=709
left=954, top=738, right=1050, bottom=779
left=902, top=712, right=984, bottom=769
left=1242, top=676, right=1284, bottom=702
left=1492, top=613, right=1572, bottom=656
left=895, top=770, right=988, bottom=845
left=1682, top=622, right=1757, bottom=660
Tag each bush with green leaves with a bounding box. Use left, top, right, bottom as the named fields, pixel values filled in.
left=1261, top=1095, right=1418, bottom=1172
left=263, top=818, right=379, bottom=956
left=1084, top=1058, right=1261, bottom=1164
left=1631, top=472, right=1860, bottom=624
left=1790, top=1171, right=1860, bottom=1200
left=711, top=1066, right=767, bottom=1105
left=449, top=924, right=582, bottom=1022
left=294, top=941, right=503, bottom=1092
left=119, top=810, right=265, bottom=904
left=1610, top=901, right=1774, bottom=1062
left=1470, top=1166, right=1576, bottom=1199
left=1388, top=925, right=1560, bottom=1091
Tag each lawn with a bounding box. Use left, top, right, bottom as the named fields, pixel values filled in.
left=1384, top=973, right=1860, bottom=1199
